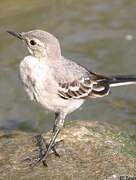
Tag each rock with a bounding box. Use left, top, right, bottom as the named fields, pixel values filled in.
left=0, top=120, right=135, bottom=180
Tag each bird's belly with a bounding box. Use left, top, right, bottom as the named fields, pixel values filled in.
left=38, top=93, right=84, bottom=113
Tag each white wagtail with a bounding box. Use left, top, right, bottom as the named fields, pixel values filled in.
left=7, top=29, right=136, bottom=166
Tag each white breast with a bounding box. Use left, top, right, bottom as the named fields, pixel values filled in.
left=20, top=56, right=50, bottom=81
left=19, top=56, right=53, bottom=101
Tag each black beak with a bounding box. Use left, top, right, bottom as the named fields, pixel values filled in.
left=7, top=31, right=23, bottom=40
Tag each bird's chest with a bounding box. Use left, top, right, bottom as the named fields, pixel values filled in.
left=19, top=56, right=54, bottom=102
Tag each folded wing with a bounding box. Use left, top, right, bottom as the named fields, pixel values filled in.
left=58, top=72, right=110, bottom=99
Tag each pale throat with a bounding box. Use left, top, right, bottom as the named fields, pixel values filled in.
left=27, top=46, right=48, bottom=59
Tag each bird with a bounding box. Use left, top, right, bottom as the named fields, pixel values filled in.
left=7, top=29, right=136, bottom=166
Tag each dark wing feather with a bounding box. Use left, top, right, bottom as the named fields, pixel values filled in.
left=58, top=72, right=110, bottom=99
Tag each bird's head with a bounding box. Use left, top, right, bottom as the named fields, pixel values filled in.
left=7, top=29, right=61, bottom=59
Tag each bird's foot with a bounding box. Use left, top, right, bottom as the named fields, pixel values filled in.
left=24, top=134, right=62, bottom=167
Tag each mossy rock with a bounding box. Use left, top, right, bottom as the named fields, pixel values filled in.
left=0, top=120, right=135, bottom=180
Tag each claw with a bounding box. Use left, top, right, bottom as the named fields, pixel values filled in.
left=26, top=134, right=62, bottom=167
left=35, top=134, right=61, bottom=157
left=23, top=134, right=63, bottom=167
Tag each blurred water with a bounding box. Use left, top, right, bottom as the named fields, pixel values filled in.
left=0, top=0, right=136, bottom=134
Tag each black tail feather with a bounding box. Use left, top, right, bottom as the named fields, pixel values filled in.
left=107, top=75, right=136, bottom=87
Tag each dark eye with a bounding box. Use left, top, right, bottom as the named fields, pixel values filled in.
left=30, top=40, right=36, bottom=46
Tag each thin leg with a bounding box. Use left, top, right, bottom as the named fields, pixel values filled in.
left=32, top=112, right=66, bottom=166
left=42, top=112, right=65, bottom=164
left=30, top=131, right=61, bottom=167
left=53, top=112, right=60, bottom=133
left=42, top=129, right=60, bottom=164
left=35, top=134, right=60, bottom=157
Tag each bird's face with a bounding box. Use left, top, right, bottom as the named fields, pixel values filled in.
left=8, top=30, right=61, bottom=59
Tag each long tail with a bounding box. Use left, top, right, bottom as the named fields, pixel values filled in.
left=89, top=74, right=136, bottom=98
left=107, top=75, right=136, bottom=87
